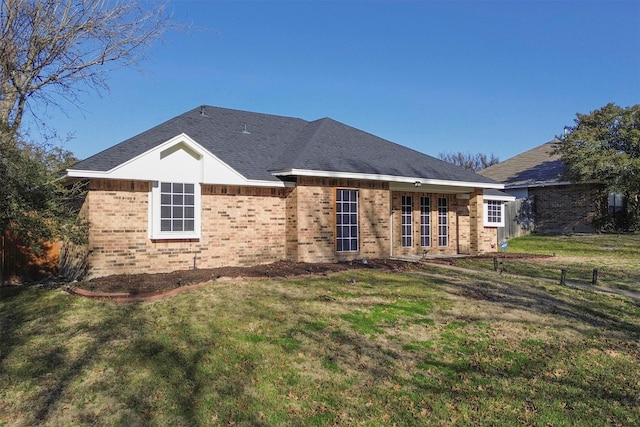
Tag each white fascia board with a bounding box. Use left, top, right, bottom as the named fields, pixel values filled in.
left=483, top=191, right=516, bottom=202
left=272, top=168, right=505, bottom=190
left=66, top=167, right=291, bottom=188
left=505, top=178, right=603, bottom=191
left=504, top=180, right=574, bottom=190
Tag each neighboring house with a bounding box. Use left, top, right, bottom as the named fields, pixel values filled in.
left=480, top=141, right=605, bottom=235
left=62, top=105, right=510, bottom=279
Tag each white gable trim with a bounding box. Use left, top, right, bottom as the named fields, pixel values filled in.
left=272, top=168, right=505, bottom=190
left=67, top=133, right=289, bottom=187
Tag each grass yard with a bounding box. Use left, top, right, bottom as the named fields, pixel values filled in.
left=1, top=259, right=639, bottom=426
left=454, top=233, right=640, bottom=293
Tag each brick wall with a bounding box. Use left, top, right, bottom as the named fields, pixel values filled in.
left=60, top=178, right=498, bottom=279
left=456, top=196, right=471, bottom=255
left=292, top=177, right=390, bottom=263
left=201, top=184, right=290, bottom=268
left=62, top=180, right=292, bottom=279
left=530, top=184, right=602, bottom=233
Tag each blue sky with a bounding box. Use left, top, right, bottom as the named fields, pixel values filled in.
left=42, top=0, right=639, bottom=163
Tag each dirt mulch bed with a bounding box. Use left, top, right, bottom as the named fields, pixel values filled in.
left=72, top=259, right=411, bottom=298
left=68, top=254, right=553, bottom=301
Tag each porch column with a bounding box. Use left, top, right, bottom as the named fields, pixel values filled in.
left=468, top=190, right=484, bottom=256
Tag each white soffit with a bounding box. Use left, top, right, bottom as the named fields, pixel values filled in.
left=483, top=190, right=516, bottom=202
left=272, top=168, right=504, bottom=191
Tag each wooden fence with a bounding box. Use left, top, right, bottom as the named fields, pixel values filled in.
left=0, top=233, right=59, bottom=285
left=498, top=198, right=535, bottom=242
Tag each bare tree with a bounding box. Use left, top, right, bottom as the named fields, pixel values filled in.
left=439, top=151, right=500, bottom=172
left=0, top=0, right=173, bottom=135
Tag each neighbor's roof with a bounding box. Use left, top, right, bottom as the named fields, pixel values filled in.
left=479, top=141, right=566, bottom=188
left=71, top=105, right=498, bottom=185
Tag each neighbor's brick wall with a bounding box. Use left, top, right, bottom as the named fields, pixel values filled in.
left=292, top=177, right=390, bottom=263
left=529, top=184, right=601, bottom=233
left=66, top=180, right=291, bottom=279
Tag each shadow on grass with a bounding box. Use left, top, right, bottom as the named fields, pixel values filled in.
left=2, top=268, right=639, bottom=425
left=110, top=304, right=271, bottom=426
left=410, top=267, right=640, bottom=341
left=0, top=285, right=141, bottom=424
left=1, top=285, right=267, bottom=425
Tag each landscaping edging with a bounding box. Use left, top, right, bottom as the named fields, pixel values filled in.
left=67, top=281, right=215, bottom=303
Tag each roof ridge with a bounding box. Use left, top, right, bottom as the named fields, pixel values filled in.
left=199, top=105, right=308, bottom=122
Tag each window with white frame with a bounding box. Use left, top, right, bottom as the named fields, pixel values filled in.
left=484, top=200, right=505, bottom=227
left=336, top=189, right=359, bottom=252
left=150, top=181, right=201, bottom=239
left=420, top=196, right=431, bottom=247
left=401, top=195, right=413, bottom=247
left=438, top=197, right=448, bottom=246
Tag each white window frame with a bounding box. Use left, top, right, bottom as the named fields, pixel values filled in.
left=420, top=196, right=431, bottom=247
left=482, top=190, right=515, bottom=228
left=438, top=197, right=448, bottom=247
left=149, top=181, right=201, bottom=240
left=484, top=200, right=505, bottom=227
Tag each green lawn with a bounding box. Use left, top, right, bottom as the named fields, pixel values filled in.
left=455, top=233, right=640, bottom=292
left=2, top=259, right=639, bottom=426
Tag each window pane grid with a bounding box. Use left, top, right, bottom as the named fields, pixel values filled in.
left=438, top=197, right=448, bottom=247
left=420, top=196, right=431, bottom=247
left=336, top=189, right=358, bottom=252
left=401, top=195, right=412, bottom=247
left=486, top=200, right=502, bottom=224
left=160, top=182, right=195, bottom=232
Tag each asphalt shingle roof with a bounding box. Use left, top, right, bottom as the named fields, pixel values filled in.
left=71, top=105, right=497, bottom=185
left=479, top=141, right=565, bottom=187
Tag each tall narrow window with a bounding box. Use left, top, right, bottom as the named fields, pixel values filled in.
left=336, top=189, right=358, bottom=252
left=401, top=195, right=413, bottom=247
left=161, top=182, right=195, bottom=232
left=438, top=197, right=448, bottom=247
left=420, top=196, right=431, bottom=247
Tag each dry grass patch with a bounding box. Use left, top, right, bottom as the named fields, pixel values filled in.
left=2, top=265, right=639, bottom=426
left=453, top=233, right=640, bottom=293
